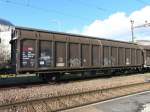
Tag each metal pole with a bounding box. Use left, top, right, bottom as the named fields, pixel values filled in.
left=130, top=20, right=134, bottom=42
left=130, top=20, right=150, bottom=43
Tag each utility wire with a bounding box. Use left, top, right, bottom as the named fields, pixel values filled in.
left=67, top=0, right=107, bottom=12
left=79, top=0, right=107, bottom=11
left=0, top=0, right=91, bottom=21
left=135, top=0, right=150, bottom=5
left=26, top=0, right=30, bottom=6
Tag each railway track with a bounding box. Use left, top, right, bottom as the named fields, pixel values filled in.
left=0, top=72, right=148, bottom=90
left=0, top=76, right=61, bottom=91
left=0, top=74, right=125, bottom=90
left=0, top=81, right=150, bottom=112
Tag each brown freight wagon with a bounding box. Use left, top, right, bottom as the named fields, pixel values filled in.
left=135, top=40, right=150, bottom=67
left=138, top=45, right=150, bottom=67
left=9, top=26, right=144, bottom=80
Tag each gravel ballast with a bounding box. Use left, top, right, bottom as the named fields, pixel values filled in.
left=0, top=74, right=149, bottom=105
left=0, top=73, right=149, bottom=106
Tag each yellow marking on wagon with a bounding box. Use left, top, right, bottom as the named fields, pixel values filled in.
left=0, top=74, right=16, bottom=78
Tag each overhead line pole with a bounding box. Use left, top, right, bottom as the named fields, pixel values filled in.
left=130, top=20, right=150, bottom=43
left=130, top=20, right=134, bottom=43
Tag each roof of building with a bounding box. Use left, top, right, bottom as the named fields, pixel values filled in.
left=0, top=18, right=13, bottom=26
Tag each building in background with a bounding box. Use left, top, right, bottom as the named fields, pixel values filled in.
left=0, top=18, right=14, bottom=68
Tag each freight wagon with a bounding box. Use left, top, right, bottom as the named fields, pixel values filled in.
left=0, top=19, right=150, bottom=80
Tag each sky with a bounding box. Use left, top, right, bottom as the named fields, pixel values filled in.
left=0, top=0, right=150, bottom=41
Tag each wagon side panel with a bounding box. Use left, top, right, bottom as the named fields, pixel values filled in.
left=20, top=39, right=36, bottom=68
left=131, top=48, right=136, bottom=66
left=118, top=47, right=125, bottom=66
left=103, top=46, right=111, bottom=67
left=111, top=47, right=118, bottom=67
left=125, top=48, right=131, bottom=66
left=69, top=43, right=81, bottom=67
left=39, top=40, right=53, bottom=68
left=81, top=44, right=90, bottom=67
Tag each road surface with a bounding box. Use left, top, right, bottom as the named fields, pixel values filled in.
left=62, top=91, right=150, bottom=112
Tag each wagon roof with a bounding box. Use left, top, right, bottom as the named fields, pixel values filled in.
left=15, top=26, right=139, bottom=46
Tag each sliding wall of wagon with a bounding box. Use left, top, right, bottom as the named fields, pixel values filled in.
left=100, top=39, right=143, bottom=68
left=20, top=39, right=36, bottom=68
left=136, top=49, right=142, bottom=65
left=131, top=49, right=136, bottom=66
left=69, top=43, right=80, bottom=67
left=145, top=49, right=150, bottom=66
left=39, top=41, right=52, bottom=68
left=16, top=27, right=143, bottom=73
left=125, top=48, right=131, bottom=66
left=111, top=47, right=118, bottom=67
left=139, top=46, right=150, bottom=66
left=92, top=45, right=100, bottom=66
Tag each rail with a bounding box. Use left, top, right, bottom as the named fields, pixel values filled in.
left=0, top=82, right=150, bottom=111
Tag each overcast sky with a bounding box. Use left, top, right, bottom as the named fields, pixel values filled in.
left=0, top=0, right=150, bottom=41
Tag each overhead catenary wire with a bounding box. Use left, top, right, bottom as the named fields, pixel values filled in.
left=135, top=0, right=150, bottom=5
left=66, top=0, right=107, bottom=12
left=26, top=0, right=30, bottom=6
left=0, top=0, right=96, bottom=21
left=79, top=0, right=107, bottom=11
